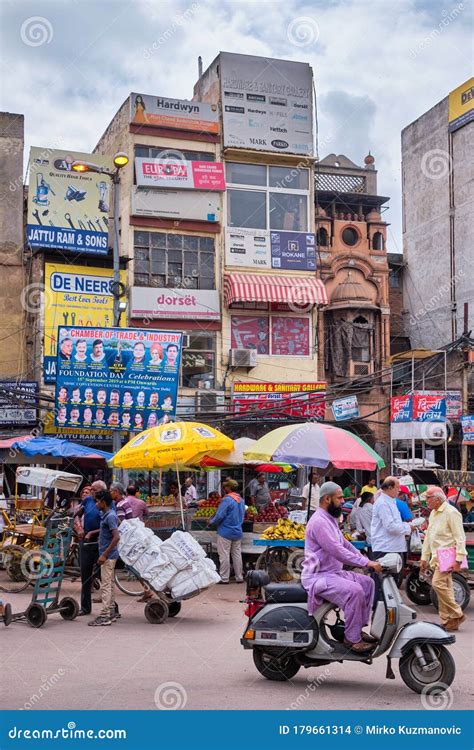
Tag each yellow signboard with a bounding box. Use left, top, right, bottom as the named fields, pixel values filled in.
left=43, top=262, right=126, bottom=383
left=448, top=77, right=474, bottom=132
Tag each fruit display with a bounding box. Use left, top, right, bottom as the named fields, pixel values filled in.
left=244, top=505, right=258, bottom=521
left=261, top=518, right=306, bottom=541
left=255, top=503, right=288, bottom=523
left=141, top=494, right=177, bottom=506
left=194, top=507, right=216, bottom=518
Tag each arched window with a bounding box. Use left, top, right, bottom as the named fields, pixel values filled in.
left=372, top=231, right=384, bottom=250
left=351, top=315, right=371, bottom=362
left=316, top=227, right=329, bottom=247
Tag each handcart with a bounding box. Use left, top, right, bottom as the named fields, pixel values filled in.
left=119, top=562, right=187, bottom=624
left=11, top=511, right=79, bottom=628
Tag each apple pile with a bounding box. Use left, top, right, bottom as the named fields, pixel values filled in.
left=255, top=503, right=288, bottom=523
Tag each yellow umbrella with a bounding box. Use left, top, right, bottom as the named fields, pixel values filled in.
left=110, top=421, right=233, bottom=470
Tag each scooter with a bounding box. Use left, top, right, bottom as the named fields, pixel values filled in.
left=241, top=554, right=456, bottom=694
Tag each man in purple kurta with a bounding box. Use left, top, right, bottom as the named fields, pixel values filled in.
left=301, top=482, right=382, bottom=653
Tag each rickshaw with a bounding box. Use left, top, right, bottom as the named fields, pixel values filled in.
left=0, top=466, right=83, bottom=593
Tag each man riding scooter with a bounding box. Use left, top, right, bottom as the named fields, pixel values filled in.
left=301, top=482, right=382, bottom=653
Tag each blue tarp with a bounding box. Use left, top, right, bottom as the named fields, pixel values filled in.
left=11, top=437, right=113, bottom=460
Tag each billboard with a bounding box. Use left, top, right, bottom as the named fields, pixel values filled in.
left=27, top=147, right=114, bottom=255
left=331, top=395, right=359, bottom=422
left=225, top=228, right=271, bottom=268
left=43, top=263, right=126, bottom=383
left=0, top=381, right=37, bottom=427
left=135, top=158, right=225, bottom=190
left=412, top=394, right=446, bottom=422
left=219, top=52, right=313, bottom=155
left=415, top=390, right=462, bottom=420
left=130, top=93, right=219, bottom=134
left=448, top=77, right=474, bottom=133
left=460, top=416, right=474, bottom=445
left=270, top=231, right=316, bottom=271
left=54, top=327, right=182, bottom=431
left=131, top=188, right=221, bottom=222
left=232, top=382, right=325, bottom=421
left=391, top=395, right=413, bottom=423
left=130, top=288, right=220, bottom=321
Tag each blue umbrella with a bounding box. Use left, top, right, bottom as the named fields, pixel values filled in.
left=11, top=437, right=113, bottom=460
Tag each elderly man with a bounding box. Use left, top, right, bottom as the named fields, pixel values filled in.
left=109, top=482, right=133, bottom=524
left=421, top=486, right=467, bottom=632
left=301, top=482, right=382, bottom=653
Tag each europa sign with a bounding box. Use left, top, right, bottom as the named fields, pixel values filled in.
left=130, top=287, right=220, bottom=321
left=135, top=158, right=225, bottom=190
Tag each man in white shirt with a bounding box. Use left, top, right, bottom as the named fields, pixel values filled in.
left=184, top=477, right=197, bottom=507
left=302, top=471, right=320, bottom=512
left=371, top=476, right=415, bottom=563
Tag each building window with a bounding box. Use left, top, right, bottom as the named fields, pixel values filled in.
left=133, top=231, right=215, bottom=289
left=342, top=227, right=359, bottom=246
left=182, top=333, right=216, bottom=388
left=373, top=231, right=384, bottom=250
left=351, top=315, right=371, bottom=362
left=389, top=269, right=401, bottom=288
left=316, top=227, right=329, bottom=247
left=226, top=162, right=309, bottom=233
left=134, top=146, right=215, bottom=162
left=231, top=314, right=310, bottom=356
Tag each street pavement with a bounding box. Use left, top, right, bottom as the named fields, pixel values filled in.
left=1, top=577, right=472, bottom=711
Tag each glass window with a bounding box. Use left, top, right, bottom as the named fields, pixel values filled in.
left=269, top=166, right=309, bottom=190
left=352, top=317, right=371, bottom=362
left=389, top=270, right=400, bottom=288
left=269, top=193, right=307, bottom=231
left=227, top=189, right=267, bottom=229
left=226, top=162, right=266, bottom=186
left=181, top=333, right=216, bottom=388
left=231, top=316, right=269, bottom=354
left=271, top=316, right=310, bottom=356
left=133, top=232, right=215, bottom=289
left=342, top=227, right=359, bottom=246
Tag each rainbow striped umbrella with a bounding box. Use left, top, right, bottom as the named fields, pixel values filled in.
left=244, top=423, right=384, bottom=470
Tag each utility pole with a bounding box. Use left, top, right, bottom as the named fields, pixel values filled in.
left=461, top=302, right=469, bottom=472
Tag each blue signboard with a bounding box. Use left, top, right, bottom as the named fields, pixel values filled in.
left=270, top=231, right=316, bottom=271
left=54, top=327, right=182, bottom=431
left=26, top=226, right=108, bottom=255
left=331, top=395, right=359, bottom=421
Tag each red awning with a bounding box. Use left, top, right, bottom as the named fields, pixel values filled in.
left=224, top=273, right=328, bottom=307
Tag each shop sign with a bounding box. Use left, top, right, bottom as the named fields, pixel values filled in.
left=43, top=263, right=126, bottom=384
left=130, top=93, right=219, bottom=133
left=331, top=395, right=359, bottom=421
left=232, top=382, right=325, bottom=421
left=270, top=231, right=316, bottom=271
left=26, top=147, right=113, bottom=255
left=135, top=158, right=225, bottom=190
left=219, top=52, right=314, bottom=155
left=225, top=228, right=271, bottom=268
left=130, top=288, right=220, bottom=321
left=131, top=187, right=221, bottom=222
left=460, top=415, right=474, bottom=444
left=390, top=395, right=412, bottom=422
left=448, top=77, right=474, bottom=133
left=54, top=327, right=182, bottom=432
left=0, top=381, right=38, bottom=426
left=415, top=390, right=462, bottom=420
left=412, top=393, right=446, bottom=422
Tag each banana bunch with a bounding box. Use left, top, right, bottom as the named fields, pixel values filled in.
left=261, top=518, right=306, bottom=541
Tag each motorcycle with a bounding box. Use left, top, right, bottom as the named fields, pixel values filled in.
left=405, top=559, right=471, bottom=609
left=241, top=553, right=456, bottom=694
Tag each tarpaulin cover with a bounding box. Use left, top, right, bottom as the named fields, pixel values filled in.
left=10, top=437, right=113, bottom=460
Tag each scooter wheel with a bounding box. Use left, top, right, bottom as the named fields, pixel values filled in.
left=399, top=644, right=455, bottom=694
left=253, top=648, right=300, bottom=681
left=430, top=573, right=470, bottom=611
left=405, top=570, right=432, bottom=605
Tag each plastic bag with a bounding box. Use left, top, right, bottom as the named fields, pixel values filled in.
left=410, top=529, right=422, bottom=553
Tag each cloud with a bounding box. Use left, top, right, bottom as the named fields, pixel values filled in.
left=0, top=0, right=471, bottom=249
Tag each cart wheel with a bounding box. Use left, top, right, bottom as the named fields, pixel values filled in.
left=168, top=601, right=181, bottom=618
left=2, top=603, right=12, bottom=627
left=145, top=599, right=169, bottom=624
left=25, top=603, right=47, bottom=628
left=59, top=597, right=79, bottom=620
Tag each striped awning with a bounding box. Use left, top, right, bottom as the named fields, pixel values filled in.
left=224, top=273, right=328, bottom=307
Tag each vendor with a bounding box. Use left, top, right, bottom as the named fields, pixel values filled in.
left=302, top=471, right=320, bottom=512
left=246, top=472, right=271, bottom=508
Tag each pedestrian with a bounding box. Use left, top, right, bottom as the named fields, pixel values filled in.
left=343, top=482, right=357, bottom=501
left=396, top=485, right=413, bottom=522
left=208, top=479, right=245, bottom=584
left=301, top=470, right=320, bottom=514
left=183, top=477, right=197, bottom=507
left=355, top=492, right=375, bottom=546
left=420, top=486, right=467, bottom=632
left=361, top=477, right=377, bottom=495
left=109, top=482, right=133, bottom=524
left=124, top=484, right=149, bottom=521
left=371, top=476, right=416, bottom=585
left=89, top=490, right=119, bottom=627
left=246, top=472, right=271, bottom=508
left=75, top=480, right=106, bottom=616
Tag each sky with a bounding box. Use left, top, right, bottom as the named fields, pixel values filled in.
left=0, top=0, right=472, bottom=252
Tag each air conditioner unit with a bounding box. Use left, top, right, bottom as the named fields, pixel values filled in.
left=228, top=348, right=257, bottom=368
left=195, top=391, right=226, bottom=415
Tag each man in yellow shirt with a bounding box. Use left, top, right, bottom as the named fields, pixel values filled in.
left=361, top=478, right=377, bottom=495
left=420, top=486, right=467, bottom=632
